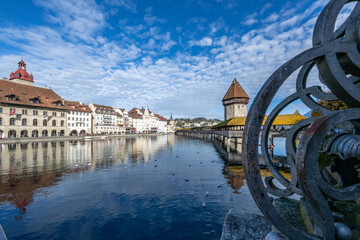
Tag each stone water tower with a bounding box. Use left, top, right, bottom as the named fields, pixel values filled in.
left=222, top=79, right=249, bottom=120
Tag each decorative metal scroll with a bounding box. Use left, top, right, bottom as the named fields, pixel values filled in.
left=242, top=0, right=360, bottom=239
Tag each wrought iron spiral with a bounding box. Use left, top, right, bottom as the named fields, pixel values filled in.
left=242, top=1, right=360, bottom=239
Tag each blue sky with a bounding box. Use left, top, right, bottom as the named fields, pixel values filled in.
left=0, top=0, right=353, bottom=119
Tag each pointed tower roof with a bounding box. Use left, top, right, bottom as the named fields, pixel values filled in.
left=222, top=79, right=249, bottom=101
left=10, top=59, right=34, bottom=85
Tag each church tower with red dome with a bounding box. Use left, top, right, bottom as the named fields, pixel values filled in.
left=9, top=60, right=34, bottom=85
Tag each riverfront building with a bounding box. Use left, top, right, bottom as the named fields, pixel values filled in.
left=128, top=107, right=168, bottom=134
left=115, top=108, right=133, bottom=133
left=154, top=113, right=168, bottom=133
left=0, top=60, right=67, bottom=138
left=0, top=60, right=170, bottom=138
left=65, top=100, right=92, bottom=135
left=222, top=79, right=249, bottom=120
left=89, top=103, right=124, bottom=135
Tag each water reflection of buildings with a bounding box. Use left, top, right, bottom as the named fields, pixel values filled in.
left=0, top=136, right=168, bottom=218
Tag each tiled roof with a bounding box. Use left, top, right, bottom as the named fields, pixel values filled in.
left=128, top=108, right=143, bottom=119
left=64, top=100, right=92, bottom=112
left=154, top=113, right=167, bottom=121
left=223, top=79, right=250, bottom=101
left=129, top=108, right=165, bottom=120
left=93, top=104, right=115, bottom=114
left=229, top=113, right=306, bottom=126
left=0, top=79, right=66, bottom=110
left=215, top=113, right=306, bottom=127
left=139, top=108, right=152, bottom=115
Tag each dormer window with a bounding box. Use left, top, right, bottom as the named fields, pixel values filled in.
left=29, top=97, right=40, bottom=104
left=70, top=105, right=75, bottom=109
left=53, top=100, right=62, bottom=106
left=6, top=94, right=18, bottom=101
left=82, top=107, right=86, bottom=110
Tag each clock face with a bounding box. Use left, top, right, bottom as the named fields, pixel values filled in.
left=21, top=66, right=25, bottom=69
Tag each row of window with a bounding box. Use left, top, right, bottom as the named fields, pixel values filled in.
left=67, top=117, right=90, bottom=121
left=68, top=123, right=90, bottom=127
left=97, top=116, right=116, bottom=119
left=1, top=108, right=66, bottom=117
left=7, top=129, right=65, bottom=138
left=1, top=118, right=65, bottom=127
left=99, top=127, right=118, bottom=129
left=69, top=111, right=90, bottom=116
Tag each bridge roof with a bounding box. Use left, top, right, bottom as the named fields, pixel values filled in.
left=215, top=113, right=306, bottom=127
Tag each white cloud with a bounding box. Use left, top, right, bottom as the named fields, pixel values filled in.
left=33, top=0, right=105, bottom=43
left=162, top=40, right=177, bottom=51
left=244, top=13, right=258, bottom=26
left=0, top=0, right=351, bottom=119
left=144, top=13, right=167, bottom=26
left=263, top=13, right=279, bottom=23
left=190, top=37, right=213, bottom=47
left=209, top=19, right=226, bottom=34
left=104, top=0, right=137, bottom=13
left=260, top=3, right=272, bottom=15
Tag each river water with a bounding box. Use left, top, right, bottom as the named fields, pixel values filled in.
left=0, top=135, right=270, bottom=240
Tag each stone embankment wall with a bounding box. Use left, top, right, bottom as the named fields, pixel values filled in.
left=0, top=133, right=165, bottom=144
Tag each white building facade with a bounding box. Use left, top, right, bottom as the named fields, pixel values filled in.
left=129, top=108, right=168, bottom=134
left=89, top=103, right=123, bottom=134
left=65, top=101, right=92, bottom=135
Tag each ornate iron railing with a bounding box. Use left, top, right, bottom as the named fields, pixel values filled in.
left=242, top=0, right=360, bottom=239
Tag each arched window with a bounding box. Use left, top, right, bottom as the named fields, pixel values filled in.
left=20, top=130, right=28, bottom=137
left=10, top=118, right=15, bottom=125
left=8, top=130, right=16, bottom=138
left=52, top=120, right=56, bottom=126
left=0, top=117, right=2, bottom=125
left=33, top=119, right=38, bottom=126
left=22, top=118, right=27, bottom=126
left=61, top=120, right=64, bottom=127
left=32, top=130, right=38, bottom=137
left=43, top=119, right=47, bottom=126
